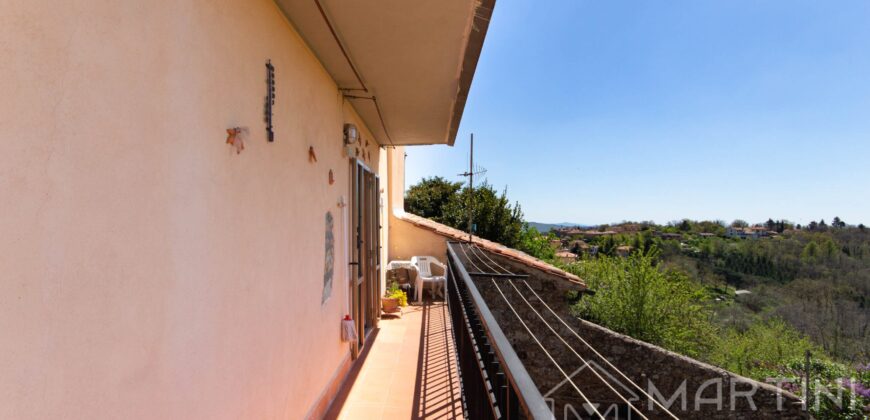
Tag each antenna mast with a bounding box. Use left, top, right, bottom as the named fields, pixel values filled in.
left=458, top=133, right=486, bottom=242
left=468, top=134, right=473, bottom=241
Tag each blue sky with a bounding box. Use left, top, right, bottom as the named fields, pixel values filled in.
left=404, top=1, right=870, bottom=226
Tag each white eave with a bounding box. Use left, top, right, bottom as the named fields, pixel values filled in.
left=275, top=0, right=495, bottom=146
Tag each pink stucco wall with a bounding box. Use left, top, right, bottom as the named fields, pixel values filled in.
left=385, top=147, right=450, bottom=263
left=0, top=0, right=384, bottom=417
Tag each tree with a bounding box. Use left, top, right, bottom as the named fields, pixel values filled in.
left=404, top=176, right=462, bottom=223
left=859, top=224, right=866, bottom=232
left=405, top=178, right=525, bottom=247
left=517, top=226, right=555, bottom=262
left=569, top=248, right=715, bottom=358
left=801, top=241, right=820, bottom=261
left=765, top=218, right=776, bottom=231
left=832, top=217, right=846, bottom=228
left=599, top=234, right=617, bottom=256
left=678, top=219, right=692, bottom=232
left=732, top=219, right=749, bottom=228
left=818, top=219, right=828, bottom=231
left=822, top=239, right=839, bottom=260
left=440, top=182, right=525, bottom=247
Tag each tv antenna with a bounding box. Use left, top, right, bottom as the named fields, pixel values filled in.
left=458, top=133, right=487, bottom=242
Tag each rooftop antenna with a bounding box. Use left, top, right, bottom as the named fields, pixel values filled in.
left=458, top=133, right=487, bottom=242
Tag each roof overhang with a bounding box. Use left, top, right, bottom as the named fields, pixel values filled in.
left=275, top=0, right=495, bottom=146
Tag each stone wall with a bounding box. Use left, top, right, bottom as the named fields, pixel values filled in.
left=461, top=248, right=807, bottom=419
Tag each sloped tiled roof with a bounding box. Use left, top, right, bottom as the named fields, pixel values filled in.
left=394, top=210, right=585, bottom=286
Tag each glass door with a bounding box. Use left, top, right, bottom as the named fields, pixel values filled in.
left=350, top=159, right=380, bottom=355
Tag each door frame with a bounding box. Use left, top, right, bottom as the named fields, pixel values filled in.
left=349, top=158, right=381, bottom=358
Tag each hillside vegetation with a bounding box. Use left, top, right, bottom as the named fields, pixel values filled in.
left=405, top=177, right=870, bottom=418
left=559, top=220, right=870, bottom=418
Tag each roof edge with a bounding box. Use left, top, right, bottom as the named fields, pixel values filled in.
left=394, top=208, right=586, bottom=286
left=445, top=0, right=496, bottom=146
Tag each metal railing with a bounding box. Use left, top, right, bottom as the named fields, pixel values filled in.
left=446, top=242, right=553, bottom=420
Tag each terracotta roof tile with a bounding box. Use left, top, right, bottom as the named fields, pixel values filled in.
left=394, top=210, right=585, bottom=286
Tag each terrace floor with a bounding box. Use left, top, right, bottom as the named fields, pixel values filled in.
left=325, top=300, right=464, bottom=420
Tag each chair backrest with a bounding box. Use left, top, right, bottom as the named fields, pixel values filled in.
left=412, top=256, right=434, bottom=277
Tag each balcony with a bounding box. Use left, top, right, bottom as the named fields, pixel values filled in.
left=326, top=301, right=464, bottom=420
left=330, top=240, right=807, bottom=419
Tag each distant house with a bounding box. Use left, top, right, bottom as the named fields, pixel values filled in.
left=555, top=250, right=579, bottom=264
left=698, top=232, right=715, bottom=238
left=725, top=226, right=745, bottom=239
left=726, top=225, right=772, bottom=239
left=589, top=245, right=600, bottom=256
left=615, top=245, right=633, bottom=257
left=655, top=232, right=683, bottom=240
left=569, top=240, right=591, bottom=254
left=554, top=227, right=584, bottom=237
left=582, top=230, right=617, bottom=239
left=549, top=239, right=563, bottom=249
left=750, top=226, right=770, bottom=237
left=614, top=223, right=643, bottom=233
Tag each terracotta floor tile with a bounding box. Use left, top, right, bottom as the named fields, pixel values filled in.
left=337, top=402, right=384, bottom=420
left=326, top=301, right=464, bottom=420
left=381, top=404, right=414, bottom=420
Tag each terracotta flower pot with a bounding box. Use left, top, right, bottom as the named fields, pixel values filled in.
left=382, top=297, right=400, bottom=314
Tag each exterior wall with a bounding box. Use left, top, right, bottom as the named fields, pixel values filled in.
left=388, top=216, right=451, bottom=263
left=387, top=146, right=408, bottom=224
left=386, top=147, right=450, bottom=263
left=0, top=0, right=383, bottom=418
left=378, top=147, right=391, bottom=295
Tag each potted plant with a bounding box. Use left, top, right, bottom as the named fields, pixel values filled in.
left=382, top=282, right=408, bottom=317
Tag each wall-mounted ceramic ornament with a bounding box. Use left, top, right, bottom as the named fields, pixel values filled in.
left=226, top=127, right=245, bottom=154
left=321, top=211, right=334, bottom=304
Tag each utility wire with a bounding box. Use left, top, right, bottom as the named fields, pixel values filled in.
left=506, top=280, right=648, bottom=419
left=467, top=243, right=678, bottom=418
left=468, top=243, right=647, bottom=417
left=491, top=279, right=605, bottom=419
left=464, top=242, right=500, bottom=273
left=341, top=95, right=395, bottom=147
left=519, top=280, right=680, bottom=419
left=313, top=0, right=366, bottom=91
left=313, top=0, right=396, bottom=147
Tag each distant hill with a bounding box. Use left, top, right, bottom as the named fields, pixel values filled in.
left=527, top=222, right=589, bottom=232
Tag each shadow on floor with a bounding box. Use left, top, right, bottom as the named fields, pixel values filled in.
left=324, top=299, right=463, bottom=420
left=412, top=301, right=463, bottom=419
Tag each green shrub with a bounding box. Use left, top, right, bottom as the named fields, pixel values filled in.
left=385, top=282, right=408, bottom=307
left=517, top=225, right=556, bottom=262
left=708, top=318, right=820, bottom=379
left=568, top=248, right=716, bottom=358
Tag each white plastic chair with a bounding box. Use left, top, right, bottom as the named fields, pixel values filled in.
left=411, top=256, right=447, bottom=302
